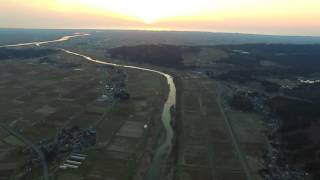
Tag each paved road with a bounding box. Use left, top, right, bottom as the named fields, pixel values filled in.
left=0, top=123, right=49, bottom=180
left=216, top=84, right=254, bottom=180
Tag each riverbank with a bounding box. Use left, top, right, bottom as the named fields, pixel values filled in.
left=132, top=71, right=170, bottom=180
left=167, top=72, right=184, bottom=180
left=58, top=49, right=177, bottom=180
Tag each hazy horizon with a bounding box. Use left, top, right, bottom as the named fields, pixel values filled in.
left=1, top=27, right=320, bottom=38
left=1, top=0, right=320, bottom=36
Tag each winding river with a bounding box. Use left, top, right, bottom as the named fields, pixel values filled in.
left=0, top=33, right=90, bottom=48
left=1, top=33, right=176, bottom=180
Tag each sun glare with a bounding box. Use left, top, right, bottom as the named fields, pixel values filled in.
left=58, top=0, right=213, bottom=23
left=143, top=17, right=154, bottom=24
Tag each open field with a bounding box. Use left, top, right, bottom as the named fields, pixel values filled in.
left=56, top=68, right=168, bottom=180
left=2, top=31, right=320, bottom=179
left=0, top=126, right=27, bottom=179
left=0, top=47, right=168, bottom=179
left=172, top=71, right=269, bottom=180
left=0, top=51, right=107, bottom=140
left=0, top=49, right=109, bottom=178
left=174, top=72, right=250, bottom=180
left=226, top=111, right=267, bottom=179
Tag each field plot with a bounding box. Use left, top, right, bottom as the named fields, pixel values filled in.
left=0, top=50, right=111, bottom=178
left=56, top=69, right=168, bottom=180
left=0, top=52, right=107, bottom=140
left=0, top=49, right=168, bottom=179
left=223, top=109, right=268, bottom=179
left=0, top=126, right=27, bottom=179
left=175, top=73, right=247, bottom=180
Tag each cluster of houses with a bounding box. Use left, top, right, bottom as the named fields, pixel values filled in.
left=59, top=153, right=87, bottom=169
left=99, top=67, right=130, bottom=101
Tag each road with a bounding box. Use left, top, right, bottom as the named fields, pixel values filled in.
left=216, top=83, right=253, bottom=180
left=0, top=123, right=49, bottom=180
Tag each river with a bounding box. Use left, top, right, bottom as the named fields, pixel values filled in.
left=1, top=33, right=176, bottom=180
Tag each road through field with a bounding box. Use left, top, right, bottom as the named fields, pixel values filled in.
left=216, top=84, right=253, bottom=180
left=175, top=73, right=252, bottom=180
left=0, top=123, right=49, bottom=180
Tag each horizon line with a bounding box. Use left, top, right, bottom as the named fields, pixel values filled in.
left=1, top=27, right=320, bottom=38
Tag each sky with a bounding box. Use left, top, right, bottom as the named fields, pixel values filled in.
left=1, top=0, right=320, bottom=36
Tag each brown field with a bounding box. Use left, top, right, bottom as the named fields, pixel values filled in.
left=0, top=50, right=168, bottom=179
left=56, top=68, right=168, bottom=179
left=174, top=72, right=248, bottom=180
left=222, top=107, right=268, bottom=180
left=0, top=43, right=268, bottom=180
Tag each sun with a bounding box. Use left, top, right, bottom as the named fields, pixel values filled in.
left=138, top=13, right=160, bottom=24
left=143, top=17, right=154, bottom=24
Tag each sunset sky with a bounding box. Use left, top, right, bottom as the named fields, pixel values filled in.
left=1, top=0, right=319, bottom=35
